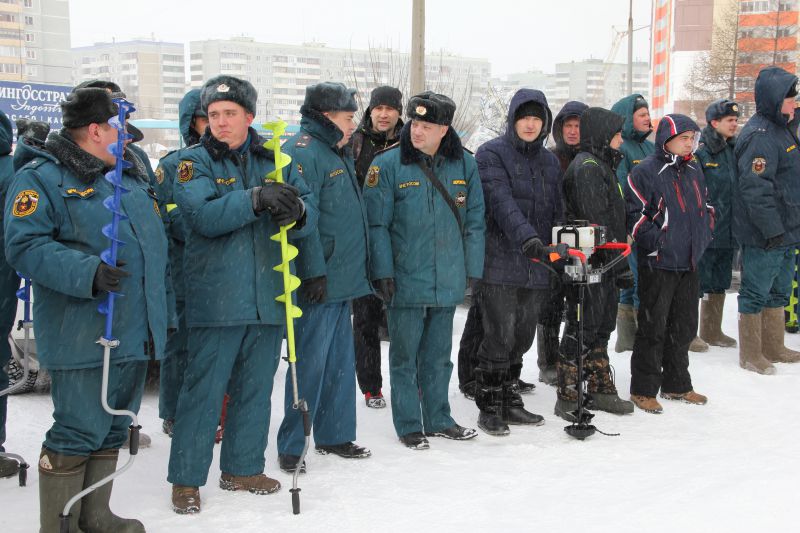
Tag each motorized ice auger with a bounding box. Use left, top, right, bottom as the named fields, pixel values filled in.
left=262, top=120, right=309, bottom=515
left=545, top=221, right=631, bottom=440
left=60, top=98, right=139, bottom=533
left=0, top=275, right=32, bottom=486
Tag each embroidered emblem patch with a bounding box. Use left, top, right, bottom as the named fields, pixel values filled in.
left=65, top=187, right=95, bottom=198
left=455, top=191, right=467, bottom=208
left=12, top=190, right=39, bottom=217
left=153, top=200, right=160, bottom=216
left=215, top=177, right=237, bottom=186
left=752, top=157, right=766, bottom=175
left=329, top=168, right=344, bottom=178
left=452, top=179, right=466, bottom=186
left=398, top=180, right=420, bottom=189
left=155, top=167, right=165, bottom=184
left=366, top=165, right=380, bottom=187
left=177, top=161, right=193, bottom=183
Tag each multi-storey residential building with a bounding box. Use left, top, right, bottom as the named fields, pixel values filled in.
left=0, top=0, right=71, bottom=84
left=550, top=59, right=650, bottom=110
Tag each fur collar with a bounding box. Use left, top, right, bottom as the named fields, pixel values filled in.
left=46, top=130, right=148, bottom=185
left=399, top=122, right=464, bottom=165
left=200, top=127, right=274, bottom=162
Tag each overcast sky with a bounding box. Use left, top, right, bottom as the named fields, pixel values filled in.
left=68, top=0, right=654, bottom=78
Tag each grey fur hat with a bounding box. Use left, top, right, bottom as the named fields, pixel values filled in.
left=303, top=82, right=358, bottom=112
left=201, top=75, right=258, bottom=115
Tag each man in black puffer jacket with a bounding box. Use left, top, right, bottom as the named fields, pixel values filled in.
left=472, top=88, right=563, bottom=436
left=555, top=107, right=634, bottom=421
left=625, top=114, right=713, bottom=414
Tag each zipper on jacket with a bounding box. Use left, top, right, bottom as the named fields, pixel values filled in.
left=672, top=181, right=686, bottom=212
left=691, top=180, right=703, bottom=211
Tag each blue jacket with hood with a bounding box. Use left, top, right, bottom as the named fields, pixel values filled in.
left=611, top=93, right=655, bottom=186
left=475, top=88, right=563, bottom=289
left=733, top=66, right=800, bottom=247
left=625, top=114, right=714, bottom=272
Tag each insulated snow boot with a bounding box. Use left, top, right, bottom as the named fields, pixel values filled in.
left=38, top=448, right=87, bottom=533
left=171, top=485, right=201, bottom=514
left=475, top=370, right=510, bottom=436
left=738, top=312, right=775, bottom=374
left=689, top=335, right=709, bottom=352
left=630, top=395, right=662, bottom=414
left=554, top=357, right=580, bottom=422
left=501, top=381, right=544, bottom=426
left=699, top=293, right=737, bottom=347
left=536, top=324, right=559, bottom=385
left=79, top=449, right=144, bottom=533
left=315, top=442, right=372, bottom=458
left=614, top=304, right=636, bottom=353
left=0, top=455, right=20, bottom=478
left=762, top=306, right=800, bottom=363
left=219, top=472, right=281, bottom=495
left=586, top=352, right=634, bottom=415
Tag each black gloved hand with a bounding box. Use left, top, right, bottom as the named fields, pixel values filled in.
left=374, top=278, right=395, bottom=303
left=615, top=268, right=635, bottom=290
left=302, top=276, right=327, bottom=304
left=93, top=262, right=130, bottom=293
left=765, top=233, right=784, bottom=250
left=467, top=277, right=480, bottom=293
left=522, top=237, right=545, bottom=260
left=254, top=182, right=303, bottom=226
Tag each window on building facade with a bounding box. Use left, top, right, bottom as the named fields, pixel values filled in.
left=25, top=64, right=36, bottom=76
left=24, top=0, right=32, bottom=6
left=0, top=63, right=21, bottom=74
left=24, top=33, right=34, bottom=42
left=25, top=49, right=35, bottom=59
left=24, top=15, right=32, bottom=25
left=0, top=12, right=18, bottom=22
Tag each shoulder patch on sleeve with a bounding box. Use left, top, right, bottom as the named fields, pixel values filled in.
left=155, top=167, right=165, bottom=184
left=177, top=161, right=193, bottom=183
left=12, top=189, right=39, bottom=217
left=366, top=165, right=380, bottom=187
left=752, top=157, right=766, bottom=175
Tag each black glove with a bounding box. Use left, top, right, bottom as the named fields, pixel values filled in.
left=374, top=278, right=395, bottom=303
left=254, top=182, right=303, bottom=226
left=615, top=268, right=635, bottom=290
left=522, top=237, right=545, bottom=260
left=467, top=277, right=480, bottom=293
left=302, top=276, right=327, bottom=304
left=765, top=234, right=784, bottom=250
left=93, top=262, right=130, bottom=293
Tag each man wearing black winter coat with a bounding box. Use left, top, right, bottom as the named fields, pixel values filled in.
left=625, top=114, right=713, bottom=414
left=555, top=107, right=634, bottom=421
left=350, top=86, right=404, bottom=409
left=472, top=88, right=563, bottom=436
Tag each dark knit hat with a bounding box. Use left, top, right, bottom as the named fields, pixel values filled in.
left=304, top=82, right=358, bottom=112
left=368, top=86, right=403, bottom=113
left=514, top=101, right=547, bottom=123
left=201, top=75, right=258, bottom=115
left=633, top=95, right=649, bottom=113
left=61, top=88, right=118, bottom=129
left=407, top=91, right=456, bottom=126
left=705, top=98, right=740, bottom=123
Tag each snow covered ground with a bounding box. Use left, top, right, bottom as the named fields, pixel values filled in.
left=2, top=300, right=798, bottom=533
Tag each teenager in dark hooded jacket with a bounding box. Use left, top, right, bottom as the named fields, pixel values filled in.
left=536, top=100, right=588, bottom=387
left=625, top=113, right=713, bottom=414
left=555, top=107, right=634, bottom=421
left=472, top=88, right=562, bottom=436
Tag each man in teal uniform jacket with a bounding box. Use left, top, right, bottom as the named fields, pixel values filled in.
left=5, top=88, right=168, bottom=533
left=364, top=92, right=485, bottom=450
left=167, top=75, right=316, bottom=514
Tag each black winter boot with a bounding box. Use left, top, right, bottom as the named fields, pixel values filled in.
left=501, top=380, right=544, bottom=426
left=475, top=370, right=510, bottom=436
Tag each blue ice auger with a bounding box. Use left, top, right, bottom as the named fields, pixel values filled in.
left=0, top=275, right=32, bottom=486
left=60, top=98, right=139, bottom=533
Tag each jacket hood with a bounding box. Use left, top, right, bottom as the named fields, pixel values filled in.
left=755, top=66, right=798, bottom=126
left=579, top=107, right=625, bottom=166
left=654, top=113, right=701, bottom=170
left=553, top=100, right=588, bottom=148
left=611, top=93, right=652, bottom=143
left=178, top=89, right=204, bottom=146
left=0, top=110, right=12, bottom=156
left=505, top=88, right=552, bottom=152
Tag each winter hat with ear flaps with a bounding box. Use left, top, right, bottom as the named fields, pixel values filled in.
left=61, top=88, right=118, bottom=129
left=406, top=91, right=456, bottom=126
left=201, top=75, right=258, bottom=115
left=304, top=82, right=358, bottom=112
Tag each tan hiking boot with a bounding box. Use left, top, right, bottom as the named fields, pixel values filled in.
left=689, top=335, right=709, bottom=352
left=630, top=395, right=662, bottom=414
left=219, top=472, right=281, bottom=495
left=762, top=307, right=800, bottom=363
left=661, top=390, right=708, bottom=405
left=739, top=312, right=776, bottom=374
left=614, top=304, right=637, bottom=353
left=171, top=485, right=201, bottom=514
left=699, top=293, right=737, bottom=347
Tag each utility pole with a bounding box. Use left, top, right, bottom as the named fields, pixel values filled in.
left=627, top=0, right=634, bottom=94
left=410, top=0, right=425, bottom=95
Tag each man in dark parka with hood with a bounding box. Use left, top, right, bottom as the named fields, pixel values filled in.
left=350, top=86, right=403, bottom=409
left=555, top=107, right=634, bottom=421
left=472, top=88, right=562, bottom=436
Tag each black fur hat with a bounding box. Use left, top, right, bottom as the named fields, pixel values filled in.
left=407, top=91, right=456, bottom=126
left=705, top=98, right=740, bottom=123
left=369, top=86, right=403, bottom=113
left=61, top=88, right=118, bottom=129
left=201, top=75, right=258, bottom=115
left=304, top=82, right=358, bottom=112
left=72, top=79, right=144, bottom=142
left=16, top=118, right=50, bottom=144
